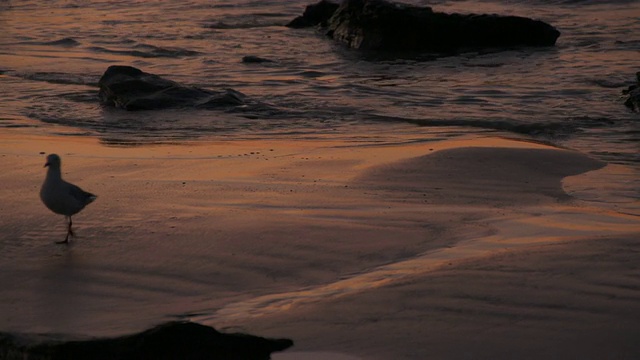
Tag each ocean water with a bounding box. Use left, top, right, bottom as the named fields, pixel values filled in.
left=0, top=0, right=639, bottom=349
left=1, top=0, right=638, bottom=155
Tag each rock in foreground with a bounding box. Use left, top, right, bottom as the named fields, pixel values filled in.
left=98, top=65, right=246, bottom=111
left=288, top=0, right=560, bottom=53
left=0, top=321, right=293, bottom=360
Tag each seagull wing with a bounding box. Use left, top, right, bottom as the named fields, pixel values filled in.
left=68, top=183, right=97, bottom=205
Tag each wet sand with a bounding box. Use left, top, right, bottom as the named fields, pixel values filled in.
left=0, top=128, right=638, bottom=359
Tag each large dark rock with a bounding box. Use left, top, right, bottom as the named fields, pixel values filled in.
left=98, top=65, right=246, bottom=110
left=0, top=321, right=293, bottom=360
left=623, top=71, right=640, bottom=112
left=289, top=0, right=560, bottom=53
left=287, top=0, right=340, bottom=28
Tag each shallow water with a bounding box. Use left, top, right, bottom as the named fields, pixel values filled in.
left=0, top=0, right=639, bottom=355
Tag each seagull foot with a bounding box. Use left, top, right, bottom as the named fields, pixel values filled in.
left=57, top=231, right=73, bottom=245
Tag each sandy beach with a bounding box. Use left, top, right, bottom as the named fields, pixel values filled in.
left=0, top=127, right=639, bottom=359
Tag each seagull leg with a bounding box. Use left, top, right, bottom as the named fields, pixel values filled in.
left=56, top=216, right=73, bottom=244
left=68, top=216, right=75, bottom=238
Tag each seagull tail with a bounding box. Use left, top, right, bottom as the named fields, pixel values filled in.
left=87, top=193, right=97, bottom=204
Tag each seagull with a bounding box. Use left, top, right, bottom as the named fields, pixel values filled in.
left=40, top=154, right=97, bottom=244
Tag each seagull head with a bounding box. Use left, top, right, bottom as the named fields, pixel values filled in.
left=44, top=154, right=61, bottom=168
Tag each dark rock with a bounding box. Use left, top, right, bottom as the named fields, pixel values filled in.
left=0, top=321, right=294, bottom=360
left=242, top=55, right=274, bottom=63
left=290, top=0, right=560, bottom=53
left=623, top=71, right=640, bottom=112
left=98, top=65, right=246, bottom=110
left=287, top=0, right=340, bottom=28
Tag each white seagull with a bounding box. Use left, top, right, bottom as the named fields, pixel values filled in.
left=40, top=154, right=97, bottom=244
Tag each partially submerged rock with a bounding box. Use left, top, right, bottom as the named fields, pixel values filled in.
left=287, top=0, right=340, bottom=28
left=0, top=321, right=293, bottom=360
left=98, top=65, right=246, bottom=110
left=623, top=71, right=640, bottom=112
left=288, top=0, right=560, bottom=53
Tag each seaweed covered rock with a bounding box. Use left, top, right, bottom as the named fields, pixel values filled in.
left=0, top=321, right=293, bottom=360
left=98, top=65, right=246, bottom=110
left=289, top=0, right=560, bottom=53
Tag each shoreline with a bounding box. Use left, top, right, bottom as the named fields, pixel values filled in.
left=0, top=128, right=639, bottom=359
